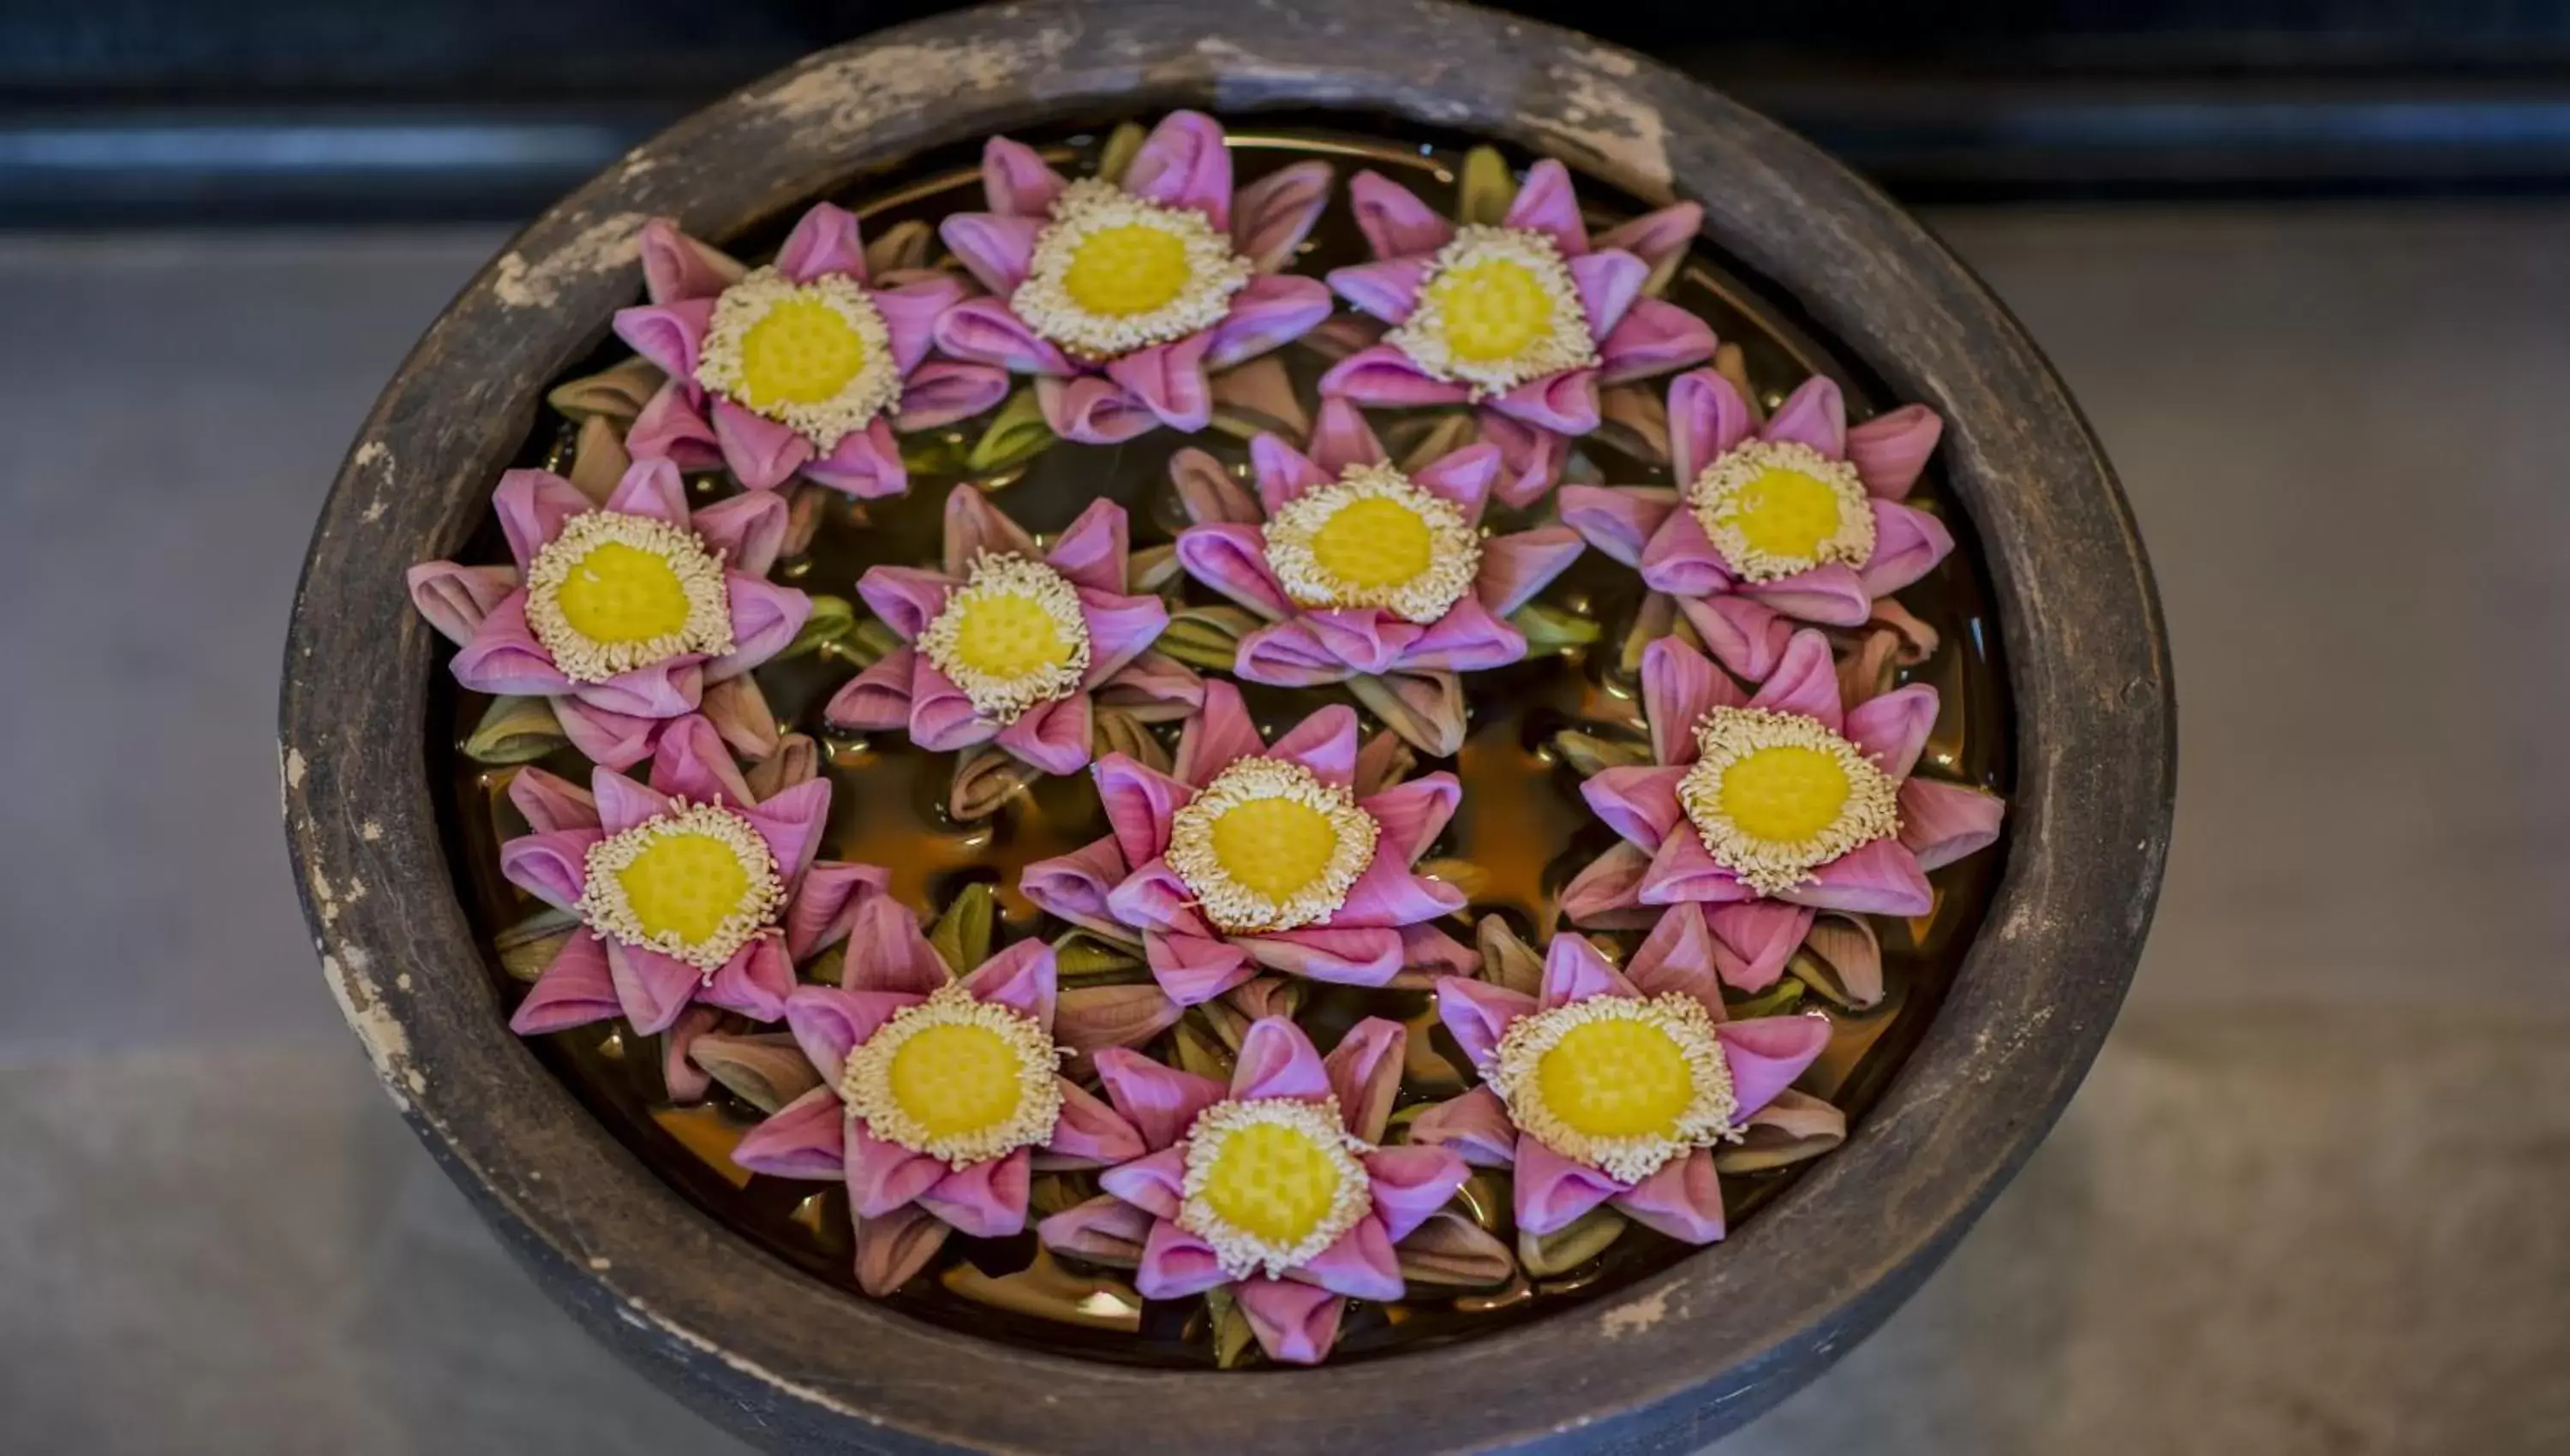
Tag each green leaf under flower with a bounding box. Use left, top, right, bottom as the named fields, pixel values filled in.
left=463, top=695, right=567, bottom=765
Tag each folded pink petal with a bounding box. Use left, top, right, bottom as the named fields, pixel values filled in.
left=933, top=295, right=1077, bottom=374
left=1169, top=446, right=1263, bottom=525
left=1237, top=1278, right=1345, bottom=1365
left=1858, top=498, right=1955, bottom=597
left=1745, top=630, right=1844, bottom=727
left=1582, top=764, right=1687, bottom=850
left=729, top=1085, right=847, bottom=1180
left=958, top=939, right=1055, bottom=1026
left=1296, top=1214, right=1404, bottom=1300
left=591, top=768, right=671, bottom=833
left=711, top=399, right=816, bottom=492
left=1175, top=523, right=1294, bottom=620
left=1612, top=1148, right=1726, bottom=1244
left=1845, top=683, right=1939, bottom=779
left=894, top=360, right=1013, bottom=433
left=1124, top=110, right=1232, bottom=226
left=1558, top=841, right=1658, bottom=928
left=1503, top=159, right=1591, bottom=255
left=1716, top=1012, right=1832, bottom=1117
left=626, top=379, right=724, bottom=470
left=1228, top=1017, right=1331, bottom=1101
left=772, top=200, right=867, bottom=284
left=800, top=418, right=906, bottom=501
left=1322, top=1017, right=1408, bottom=1142
left=689, top=488, right=789, bottom=575
left=1267, top=702, right=1360, bottom=785
left=1318, top=344, right=1473, bottom=409
left=551, top=698, right=662, bottom=770
left=917, top=1148, right=1032, bottom=1237
left=665, top=1004, right=720, bottom=1104
left=497, top=826, right=599, bottom=912
left=1594, top=201, right=1702, bottom=273
left=1348, top=169, right=1454, bottom=259
left=1017, top=836, right=1133, bottom=941
left=1846, top=403, right=1945, bottom=498
left=1247, top=430, right=1330, bottom=514
left=1240, top=926, right=1407, bottom=986
left=1365, top=1143, right=1469, bottom=1243
left=1638, top=504, right=1732, bottom=599
left=1779, top=838, right=1933, bottom=915
left=1326, top=257, right=1428, bottom=324
left=565, top=658, right=704, bottom=721
left=1741, top=561, right=1871, bottom=629
left=1707, top=899, right=1816, bottom=994
left=1556, top=485, right=1673, bottom=570
left=906, top=658, right=999, bottom=753
left=509, top=931, right=620, bottom=1034
left=1597, top=296, right=1718, bottom=385
left=698, top=934, right=795, bottom=1022
left=1231, top=158, right=1334, bottom=272
left=741, top=777, right=829, bottom=883
left=1106, top=333, right=1216, bottom=432
left=1078, top=589, right=1171, bottom=689
left=1539, top=933, right=1641, bottom=1008
left=491, top=468, right=592, bottom=572
left=1434, top=976, right=1536, bottom=1071
left=1147, top=927, right=1256, bottom=1005
left=1569, top=248, right=1648, bottom=338
left=1485, top=367, right=1600, bottom=435
left=637, top=217, right=743, bottom=304
left=1094, top=755, right=1191, bottom=867
left=1204, top=273, right=1334, bottom=372
left=1676, top=594, right=1796, bottom=683
left=1037, top=1194, right=1153, bottom=1266
left=605, top=940, right=704, bottom=1035
left=1641, top=635, right=1731, bottom=766
left=1362, top=775, right=1461, bottom=865
left=1898, top=778, right=2006, bottom=871
left=937, top=211, right=1044, bottom=295
left=784, top=984, right=917, bottom=1083
left=995, top=691, right=1092, bottom=775
left=848, top=1123, right=947, bottom=1217
left=447, top=602, right=578, bottom=700
left=1037, top=1078, right=1147, bottom=1171
left=1092, top=1047, right=1227, bottom=1155
left=1623, top=901, right=1727, bottom=1017
left=822, top=647, right=916, bottom=731
left=786, top=861, right=890, bottom=962
left=982, top=135, right=1067, bottom=217
left=408, top=561, right=518, bottom=647
left=1513, top=1134, right=1625, bottom=1235
left=1396, top=596, right=1523, bottom=674
left=1762, top=375, right=1847, bottom=457
left=1474, top=408, right=1571, bottom=509
left=1639, top=828, right=1756, bottom=906
left=1665, top=367, right=1757, bottom=484
left=1100, top=1145, right=1190, bottom=1222
left=505, top=766, right=597, bottom=833
left=1136, top=1218, right=1235, bottom=1300
left=855, top=565, right=953, bottom=641
left=843, top=897, right=953, bottom=996
left=1038, top=373, right=1162, bottom=445
left=610, top=298, right=713, bottom=383
left=648, top=713, right=756, bottom=806
left=1409, top=1085, right=1518, bottom=1167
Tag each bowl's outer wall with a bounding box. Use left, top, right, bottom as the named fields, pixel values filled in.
left=281, top=2, right=2175, bottom=1451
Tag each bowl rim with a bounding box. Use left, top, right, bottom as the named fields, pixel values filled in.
left=281, top=1, right=2174, bottom=1450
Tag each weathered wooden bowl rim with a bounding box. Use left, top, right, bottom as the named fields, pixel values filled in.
left=282, top=2, right=2173, bottom=1450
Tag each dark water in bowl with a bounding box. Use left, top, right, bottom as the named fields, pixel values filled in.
left=431, top=120, right=2014, bottom=1368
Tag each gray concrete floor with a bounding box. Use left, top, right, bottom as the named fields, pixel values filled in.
left=2, top=207, right=2566, bottom=1454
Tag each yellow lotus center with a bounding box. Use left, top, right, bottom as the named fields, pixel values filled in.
left=1307, top=495, right=1435, bottom=591
left=947, top=588, right=1073, bottom=681
left=1721, top=744, right=1854, bottom=846
left=1535, top=1017, right=1698, bottom=1141
left=886, top=1023, right=1028, bottom=1141
left=1199, top=1120, right=1348, bottom=1250
left=615, top=832, right=756, bottom=947
left=1721, top=467, right=1847, bottom=564
left=736, top=295, right=870, bottom=409
left=553, top=540, right=694, bottom=645
left=1062, top=223, right=1192, bottom=317
left=1209, top=797, right=1342, bottom=904
left=1425, top=255, right=1553, bottom=363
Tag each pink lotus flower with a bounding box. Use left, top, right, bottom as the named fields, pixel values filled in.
left=1037, top=1016, right=1467, bottom=1364
left=1559, top=628, right=2005, bottom=990
left=727, top=898, right=1149, bottom=1295
left=823, top=484, right=1198, bottom=776
left=500, top=713, right=888, bottom=1036
left=1318, top=159, right=1714, bottom=506
left=1170, top=397, right=1585, bottom=685
left=1412, top=920, right=1832, bottom=1240
left=1559, top=368, right=1954, bottom=680
left=1019, top=680, right=1475, bottom=1017
left=407, top=458, right=813, bottom=769
left=932, top=111, right=1336, bottom=445
left=610, top=201, right=1010, bottom=496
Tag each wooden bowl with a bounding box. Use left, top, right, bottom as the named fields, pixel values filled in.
left=282, top=1, right=2173, bottom=1449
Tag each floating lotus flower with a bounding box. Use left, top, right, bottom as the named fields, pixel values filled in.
left=1037, top=1016, right=1467, bottom=1364
left=1318, top=158, right=1714, bottom=506
left=726, top=898, right=1149, bottom=1294
left=1559, top=368, right=1953, bottom=679
left=824, top=484, right=1197, bottom=782
left=1559, top=628, right=2005, bottom=989
left=1412, top=920, right=1832, bottom=1240
left=1170, top=398, right=1585, bottom=709
left=932, top=111, right=1336, bottom=444
left=408, top=459, right=812, bottom=768
left=1019, top=680, right=1473, bottom=1017
left=610, top=200, right=1011, bottom=495
left=499, top=713, right=887, bottom=1036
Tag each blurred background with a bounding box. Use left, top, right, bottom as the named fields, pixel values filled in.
left=4, top=1, right=2567, bottom=1452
